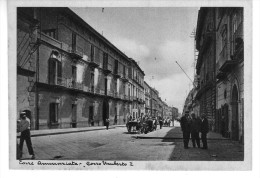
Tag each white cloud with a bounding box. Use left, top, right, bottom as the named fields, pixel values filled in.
left=147, top=67, right=194, bottom=112
left=110, top=37, right=150, bottom=61
left=139, top=40, right=195, bottom=80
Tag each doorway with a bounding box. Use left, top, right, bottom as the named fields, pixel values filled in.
left=231, top=85, right=239, bottom=141
left=89, top=106, right=94, bottom=126
left=102, top=100, right=109, bottom=126
left=71, top=104, right=77, bottom=128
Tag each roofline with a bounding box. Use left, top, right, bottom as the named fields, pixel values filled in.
left=129, top=58, right=145, bottom=76
left=60, top=8, right=131, bottom=62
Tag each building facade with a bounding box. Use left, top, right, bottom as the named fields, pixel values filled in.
left=129, top=59, right=145, bottom=118
left=215, top=8, right=244, bottom=142
left=191, top=7, right=244, bottom=142
left=195, top=7, right=216, bottom=131
left=144, top=81, right=152, bottom=116
left=17, top=7, right=145, bottom=130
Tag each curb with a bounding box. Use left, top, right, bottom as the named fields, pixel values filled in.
left=17, top=126, right=117, bottom=138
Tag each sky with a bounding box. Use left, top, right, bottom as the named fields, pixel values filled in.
left=71, top=7, right=199, bottom=112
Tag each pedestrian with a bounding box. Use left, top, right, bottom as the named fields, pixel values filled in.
left=200, top=113, right=209, bottom=149
left=180, top=111, right=191, bottom=149
left=159, top=117, right=163, bottom=129
left=17, top=111, right=35, bottom=159
left=106, top=118, right=110, bottom=130
left=190, top=112, right=202, bottom=148
left=114, top=114, right=117, bottom=125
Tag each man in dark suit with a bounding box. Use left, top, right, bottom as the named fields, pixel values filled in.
left=200, top=114, right=209, bottom=149
left=190, top=112, right=202, bottom=148
left=180, top=111, right=191, bottom=149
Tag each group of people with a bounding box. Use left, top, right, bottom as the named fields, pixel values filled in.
left=180, top=111, right=209, bottom=149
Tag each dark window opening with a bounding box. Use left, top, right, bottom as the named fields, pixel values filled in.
left=43, top=29, right=56, bottom=39
left=49, top=103, right=58, bottom=124
left=49, top=59, right=62, bottom=85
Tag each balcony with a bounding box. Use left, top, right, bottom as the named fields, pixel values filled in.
left=68, top=45, right=83, bottom=59
left=56, top=77, right=83, bottom=90
left=121, top=74, right=129, bottom=82
left=88, top=58, right=99, bottom=68
left=114, top=70, right=121, bottom=78
left=216, top=71, right=227, bottom=80
left=232, top=22, right=244, bottom=62
left=38, top=32, right=62, bottom=49
left=107, top=91, right=114, bottom=97
left=103, top=63, right=113, bottom=75
left=114, top=91, right=120, bottom=99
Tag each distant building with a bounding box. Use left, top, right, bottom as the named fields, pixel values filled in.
left=129, top=59, right=145, bottom=118
left=144, top=81, right=152, bottom=116
left=150, top=87, right=159, bottom=117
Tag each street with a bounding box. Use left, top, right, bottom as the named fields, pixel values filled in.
left=19, top=126, right=244, bottom=161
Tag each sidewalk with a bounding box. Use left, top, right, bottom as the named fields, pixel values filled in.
left=134, top=126, right=229, bottom=140
left=17, top=124, right=126, bottom=138
left=135, top=126, right=244, bottom=161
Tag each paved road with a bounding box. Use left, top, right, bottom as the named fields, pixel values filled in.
left=18, top=126, right=244, bottom=161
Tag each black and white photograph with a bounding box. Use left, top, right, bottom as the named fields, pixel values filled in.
left=3, top=0, right=256, bottom=173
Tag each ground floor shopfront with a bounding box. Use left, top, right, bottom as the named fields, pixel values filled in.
left=17, top=83, right=136, bottom=130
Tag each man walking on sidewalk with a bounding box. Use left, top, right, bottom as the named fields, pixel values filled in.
left=180, top=111, right=191, bottom=149
left=190, top=112, right=202, bottom=148
left=105, top=118, right=110, bottom=130
left=200, top=114, right=209, bottom=149
left=17, top=111, right=35, bottom=159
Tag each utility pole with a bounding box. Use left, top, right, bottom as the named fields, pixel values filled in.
left=175, top=61, right=194, bottom=86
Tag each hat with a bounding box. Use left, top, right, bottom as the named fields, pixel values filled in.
left=185, top=111, right=189, bottom=114
left=21, top=111, right=26, bottom=115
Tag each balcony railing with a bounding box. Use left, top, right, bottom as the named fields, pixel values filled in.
left=68, top=45, right=83, bottom=59
left=233, top=22, right=244, bottom=61
left=56, top=77, right=83, bottom=90
left=103, top=63, right=113, bottom=74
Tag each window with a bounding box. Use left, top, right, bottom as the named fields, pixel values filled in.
left=91, top=44, right=95, bottom=62
left=43, top=29, right=56, bottom=39
left=72, top=66, right=77, bottom=87
left=49, top=103, right=59, bottom=124
left=103, top=52, right=108, bottom=69
left=72, top=33, right=76, bottom=50
left=49, top=59, right=62, bottom=85
left=90, top=68, right=94, bottom=92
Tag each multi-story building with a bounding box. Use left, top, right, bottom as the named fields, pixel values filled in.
left=172, top=107, right=178, bottom=120
left=215, top=8, right=244, bottom=142
left=17, top=7, right=143, bottom=130
left=194, top=7, right=244, bottom=142
left=144, top=81, right=152, bottom=116
left=195, top=7, right=216, bottom=131
left=150, top=87, right=159, bottom=117
left=129, top=59, right=145, bottom=118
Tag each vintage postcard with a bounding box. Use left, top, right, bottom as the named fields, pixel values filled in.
left=8, top=0, right=252, bottom=171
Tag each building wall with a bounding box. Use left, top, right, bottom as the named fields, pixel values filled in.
left=17, top=9, right=38, bottom=129
left=215, top=8, right=244, bottom=142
